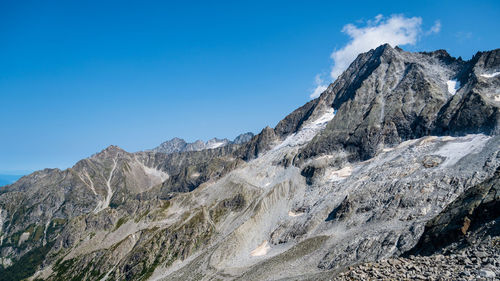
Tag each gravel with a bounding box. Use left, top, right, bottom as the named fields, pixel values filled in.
left=333, top=235, right=500, bottom=280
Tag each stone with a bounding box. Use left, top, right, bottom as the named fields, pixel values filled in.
left=476, top=251, right=488, bottom=258
left=478, top=269, right=496, bottom=278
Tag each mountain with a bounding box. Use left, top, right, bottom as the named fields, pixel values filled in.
left=232, top=132, right=254, bottom=144
left=0, top=45, right=499, bottom=281
left=151, top=132, right=255, bottom=154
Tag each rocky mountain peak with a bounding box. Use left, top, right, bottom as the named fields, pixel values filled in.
left=233, top=132, right=254, bottom=144
left=419, top=49, right=453, bottom=60
left=91, top=145, right=127, bottom=159
left=152, top=132, right=254, bottom=154
left=473, top=48, right=500, bottom=70
left=293, top=45, right=500, bottom=163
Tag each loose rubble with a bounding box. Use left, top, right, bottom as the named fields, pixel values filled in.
left=334, top=233, right=499, bottom=280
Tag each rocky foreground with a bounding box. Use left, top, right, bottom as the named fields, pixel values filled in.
left=334, top=223, right=499, bottom=281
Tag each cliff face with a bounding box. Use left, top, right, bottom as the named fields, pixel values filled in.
left=297, top=45, right=500, bottom=162
left=0, top=45, right=499, bottom=281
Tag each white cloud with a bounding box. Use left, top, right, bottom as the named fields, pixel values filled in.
left=310, top=74, right=328, bottom=99
left=330, top=15, right=422, bottom=79
left=427, top=20, right=441, bottom=35
left=308, top=14, right=442, bottom=99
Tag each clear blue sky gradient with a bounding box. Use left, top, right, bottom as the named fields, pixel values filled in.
left=1, top=0, right=499, bottom=172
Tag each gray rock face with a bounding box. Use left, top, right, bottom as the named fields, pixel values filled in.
left=152, top=133, right=254, bottom=154
left=232, top=132, right=255, bottom=144
left=0, top=45, right=499, bottom=281
left=151, top=137, right=188, bottom=154
left=238, top=126, right=279, bottom=160
left=152, top=137, right=230, bottom=154
left=409, top=162, right=500, bottom=255
left=297, top=45, right=500, bottom=162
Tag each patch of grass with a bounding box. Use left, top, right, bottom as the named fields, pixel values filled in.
left=139, top=256, right=161, bottom=281
left=32, top=225, right=44, bottom=242
left=52, top=218, right=67, bottom=224
left=109, top=236, right=129, bottom=252
left=52, top=255, right=104, bottom=281
left=135, top=209, right=150, bottom=223
left=53, top=258, right=76, bottom=275
left=113, top=216, right=128, bottom=231
left=160, top=200, right=170, bottom=211
left=8, top=231, right=22, bottom=246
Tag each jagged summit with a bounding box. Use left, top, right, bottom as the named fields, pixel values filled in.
left=1, top=45, right=499, bottom=281
left=292, top=44, right=500, bottom=162
left=232, top=132, right=254, bottom=144
left=90, top=144, right=127, bottom=159
left=152, top=132, right=254, bottom=154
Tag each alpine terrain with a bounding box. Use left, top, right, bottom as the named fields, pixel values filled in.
left=1, top=44, right=499, bottom=280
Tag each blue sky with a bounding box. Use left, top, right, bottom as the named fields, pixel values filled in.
left=1, top=0, right=499, bottom=173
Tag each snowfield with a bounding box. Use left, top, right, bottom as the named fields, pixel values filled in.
left=446, top=79, right=460, bottom=95
left=206, top=141, right=227, bottom=149
left=480, top=71, right=500, bottom=78
left=272, top=107, right=335, bottom=151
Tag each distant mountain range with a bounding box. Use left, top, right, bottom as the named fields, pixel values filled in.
left=151, top=132, right=254, bottom=154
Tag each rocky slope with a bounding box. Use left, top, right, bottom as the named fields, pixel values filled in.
left=0, top=44, right=499, bottom=281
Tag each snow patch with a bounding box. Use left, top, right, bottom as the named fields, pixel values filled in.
left=327, top=166, right=353, bottom=182
left=494, top=95, right=500, bottom=102
left=288, top=210, right=304, bottom=217
left=310, top=108, right=335, bottom=126
left=446, top=80, right=460, bottom=95
left=206, top=141, right=226, bottom=149
left=272, top=108, right=335, bottom=151
left=435, top=134, right=491, bottom=167
left=480, top=71, right=500, bottom=78
left=250, top=241, right=271, bottom=257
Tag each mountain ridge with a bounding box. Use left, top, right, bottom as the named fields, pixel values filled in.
left=0, top=44, right=499, bottom=281
left=151, top=132, right=254, bottom=154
